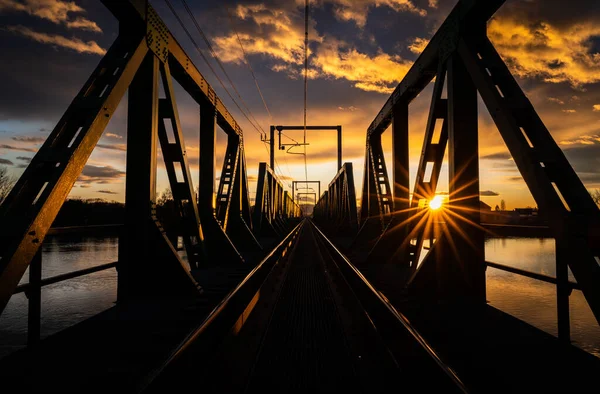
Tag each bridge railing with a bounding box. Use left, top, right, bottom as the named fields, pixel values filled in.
left=312, top=162, right=358, bottom=237
left=8, top=224, right=122, bottom=348
left=252, top=162, right=302, bottom=240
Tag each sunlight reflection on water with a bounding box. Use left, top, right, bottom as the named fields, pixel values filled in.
left=486, top=237, right=600, bottom=357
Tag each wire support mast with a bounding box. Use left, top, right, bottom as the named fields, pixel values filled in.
left=303, top=0, right=309, bottom=183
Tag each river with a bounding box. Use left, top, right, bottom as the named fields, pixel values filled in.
left=0, top=235, right=599, bottom=359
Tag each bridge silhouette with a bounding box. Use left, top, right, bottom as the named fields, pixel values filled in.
left=1, top=0, right=600, bottom=392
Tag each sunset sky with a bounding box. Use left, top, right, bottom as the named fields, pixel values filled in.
left=1, top=0, right=600, bottom=210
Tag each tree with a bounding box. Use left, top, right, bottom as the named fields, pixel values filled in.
left=157, top=188, right=173, bottom=206
left=500, top=199, right=506, bottom=211
left=0, top=166, right=15, bottom=205
left=590, top=189, right=600, bottom=207
left=494, top=204, right=500, bottom=211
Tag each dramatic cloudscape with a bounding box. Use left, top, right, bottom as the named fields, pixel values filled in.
left=1, top=0, right=600, bottom=210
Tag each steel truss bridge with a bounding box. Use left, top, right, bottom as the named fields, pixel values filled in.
left=1, top=0, right=600, bottom=392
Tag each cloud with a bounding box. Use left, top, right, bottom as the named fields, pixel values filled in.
left=548, top=97, right=565, bottom=105
left=0, top=144, right=37, bottom=152
left=338, top=106, right=358, bottom=111
left=11, top=136, right=45, bottom=143
left=562, top=109, right=577, bottom=113
left=488, top=18, right=600, bottom=87
left=78, top=165, right=125, bottom=184
left=105, top=133, right=123, bottom=139
left=214, top=4, right=413, bottom=94
left=16, top=156, right=32, bottom=162
left=594, top=104, right=600, bottom=112
left=327, top=0, right=427, bottom=27
left=559, top=135, right=600, bottom=145
left=0, top=158, right=13, bottom=165
left=5, top=25, right=106, bottom=55
left=408, top=37, right=429, bottom=54
left=97, top=143, right=126, bottom=151
left=562, top=144, right=600, bottom=185
left=428, top=0, right=438, bottom=8
left=481, top=152, right=512, bottom=160
left=0, top=0, right=101, bottom=32
left=481, top=190, right=500, bottom=196
left=214, top=4, right=321, bottom=65
left=97, top=189, right=117, bottom=194
left=312, top=39, right=413, bottom=93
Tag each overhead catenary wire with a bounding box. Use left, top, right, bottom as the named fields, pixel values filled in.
left=225, top=6, right=273, bottom=123
left=162, top=0, right=264, bottom=138
left=163, top=0, right=293, bottom=189
left=224, top=4, right=295, bottom=187
left=179, top=0, right=267, bottom=137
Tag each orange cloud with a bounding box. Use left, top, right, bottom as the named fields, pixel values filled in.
left=559, top=135, right=600, bottom=145
left=6, top=25, right=106, bottom=55
left=488, top=18, right=600, bottom=87
left=408, top=37, right=429, bottom=54
left=0, top=0, right=101, bottom=32
left=312, top=39, right=412, bottom=93
left=327, top=0, right=427, bottom=27
left=214, top=6, right=413, bottom=95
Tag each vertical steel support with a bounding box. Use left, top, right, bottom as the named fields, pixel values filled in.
left=199, top=104, right=217, bottom=216
left=198, top=108, right=244, bottom=264
left=392, top=104, right=409, bottom=215
left=118, top=52, right=160, bottom=300
left=27, top=249, right=41, bottom=346
left=556, top=240, right=571, bottom=342
left=157, top=63, right=205, bottom=269
left=118, top=53, right=200, bottom=299
left=337, top=126, right=342, bottom=170
left=446, top=53, right=485, bottom=302
left=366, top=103, right=411, bottom=264
left=269, top=125, right=275, bottom=170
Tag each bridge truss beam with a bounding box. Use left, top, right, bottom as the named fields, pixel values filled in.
left=313, top=163, right=358, bottom=237
left=0, top=0, right=266, bottom=314
left=351, top=0, right=600, bottom=340
left=252, top=163, right=302, bottom=240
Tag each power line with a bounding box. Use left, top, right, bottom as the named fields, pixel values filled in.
left=163, top=0, right=293, bottom=189
left=225, top=6, right=273, bottom=123
left=162, top=0, right=264, bottom=138
left=224, top=5, right=294, bottom=187
left=179, top=0, right=267, bottom=137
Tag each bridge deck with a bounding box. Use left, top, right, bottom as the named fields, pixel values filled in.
left=148, top=221, right=403, bottom=393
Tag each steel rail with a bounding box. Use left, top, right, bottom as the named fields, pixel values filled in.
left=310, top=220, right=469, bottom=394
left=138, top=220, right=305, bottom=392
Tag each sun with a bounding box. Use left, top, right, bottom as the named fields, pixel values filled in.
left=429, top=195, right=444, bottom=210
